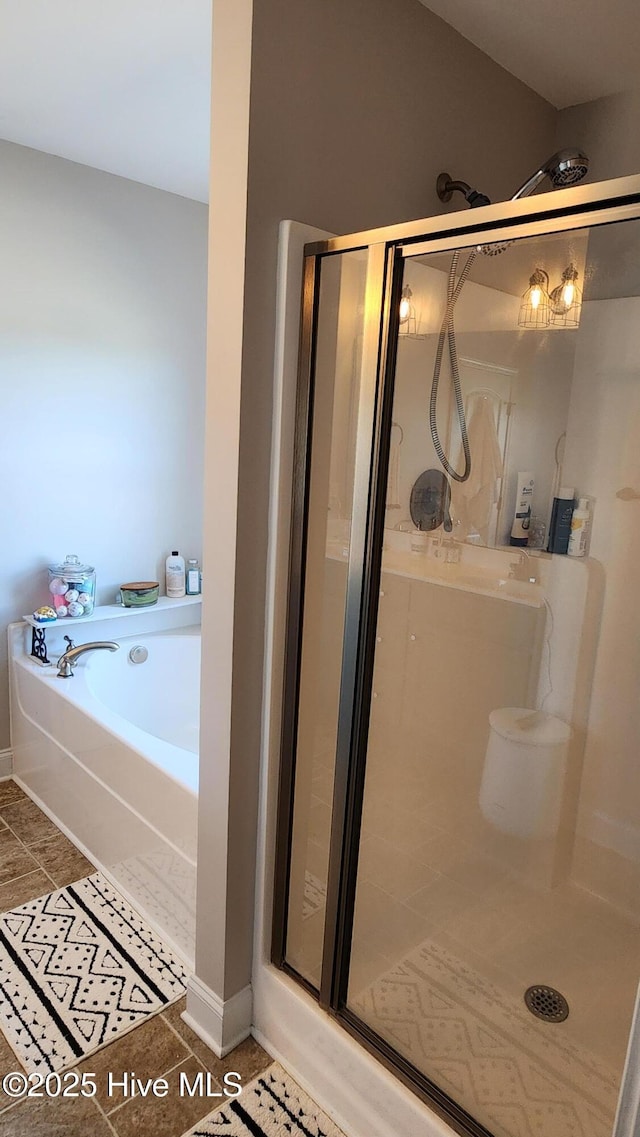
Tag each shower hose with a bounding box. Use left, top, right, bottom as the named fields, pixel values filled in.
left=429, top=248, right=475, bottom=483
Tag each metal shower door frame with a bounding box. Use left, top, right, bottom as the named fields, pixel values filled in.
left=272, top=173, right=640, bottom=1137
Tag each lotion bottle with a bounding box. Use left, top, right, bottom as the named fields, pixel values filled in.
left=509, top=472, right=534, bottom=547
left=567, top=498, right=592, bottom=557
left=166, top=551, right=186, bottom=597
left=186, top=558, right=201, bottom=595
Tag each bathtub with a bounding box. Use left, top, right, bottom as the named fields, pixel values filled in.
left=8, top=600, right=201, bottom=966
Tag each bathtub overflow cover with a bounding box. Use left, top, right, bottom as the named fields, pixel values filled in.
left=128, top=645, right=149, bottom=665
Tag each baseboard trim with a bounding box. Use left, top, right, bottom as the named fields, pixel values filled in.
left=0, top=749, right=13, bottom=780
left=184, top=975, right=252, bottom=1059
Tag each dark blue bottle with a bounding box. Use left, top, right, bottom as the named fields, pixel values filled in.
left=548, top=487, right=575, bottom=554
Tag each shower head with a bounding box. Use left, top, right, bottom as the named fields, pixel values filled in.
left=436, top=148, right=589, bottom=210
left=511, top=149, right=589, bottom=200
left=435, top=148, right=589, bottom=256
left=549, top=151, right=590, bottom=186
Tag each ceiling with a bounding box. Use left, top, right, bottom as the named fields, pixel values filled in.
left=0, top=1, right=637, bottom=204
left=0, top=0, right=212, bottom=201
left=418, top=0, right=640, bottom=109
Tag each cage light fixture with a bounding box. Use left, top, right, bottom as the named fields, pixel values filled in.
left=398, top=285, right=417, bottom=336
left=518, top=268, right=551, bottom=328
left=550, top=263, right=582, bottom=327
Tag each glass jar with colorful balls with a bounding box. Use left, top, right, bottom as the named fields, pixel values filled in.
left=47, top=555, right=96, bottom=618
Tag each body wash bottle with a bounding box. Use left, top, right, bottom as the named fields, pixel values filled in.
left=166, top=551, right=186, bottom=597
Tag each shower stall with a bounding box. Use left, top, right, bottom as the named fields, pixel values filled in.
left=272, top=173, right=640, bottom=1137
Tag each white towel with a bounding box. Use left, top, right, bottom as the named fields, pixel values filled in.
left=453, top=398, right=503, bottom=542
left=386, top=423, right=402, bottom=509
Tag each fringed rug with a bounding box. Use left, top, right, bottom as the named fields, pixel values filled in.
left=184, top=1063, right=346, bottom=1137
left=0, top=872, right=187, bottom=1073
left=351, top=938, right=619, bottom=1137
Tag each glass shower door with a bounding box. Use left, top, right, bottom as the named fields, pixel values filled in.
left=275, top=181, right=640, bottom=1137
left=345, top=222, right=640, bottom=1137
left=275, top=244, right=384, bottom=988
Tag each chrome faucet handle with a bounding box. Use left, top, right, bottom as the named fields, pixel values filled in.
left=57, top=656, right=75, bottom=678
left=58, top=635, right=77, bottom=677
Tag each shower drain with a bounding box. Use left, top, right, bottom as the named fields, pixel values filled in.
left=524, top=985, right=569, bottom=1022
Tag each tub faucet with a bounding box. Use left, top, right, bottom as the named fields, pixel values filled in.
left=56, top=636, right=120, bottom=678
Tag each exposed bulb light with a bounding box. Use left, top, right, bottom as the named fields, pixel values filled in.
left=398, top=285, right=417, bottom=335
left=518, top=268, right=550, bottom=329
left=399, top=286, right=413, bottom=323
left=550, top=264, right=582, bottom=327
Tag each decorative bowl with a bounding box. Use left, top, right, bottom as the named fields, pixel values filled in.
left=119, top=582, right=159, bottom=608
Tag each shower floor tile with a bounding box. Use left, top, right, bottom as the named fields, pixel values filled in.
left=349, top=757, right=640, bottom=1126
left=351, top=936, right=619, bottom=1137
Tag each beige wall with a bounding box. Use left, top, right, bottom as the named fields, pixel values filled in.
left=557, top=90, right=640, bottom=183
left=195, top=0, right=556, bottom=1005
left=0, top=141, right=207, bottom=752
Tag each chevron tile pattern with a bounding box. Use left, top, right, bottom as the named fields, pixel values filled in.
left=183, top=1063, right=346, bottom=1137
left=351, top=938, right=620, bottom=1137
left=0, top=872, right=187, bottom=1074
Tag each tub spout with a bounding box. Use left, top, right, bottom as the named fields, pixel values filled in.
left=56, top=637, right=119, bottom=678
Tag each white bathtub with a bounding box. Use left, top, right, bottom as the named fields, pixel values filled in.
left=8, top=602, right=201, bottom=966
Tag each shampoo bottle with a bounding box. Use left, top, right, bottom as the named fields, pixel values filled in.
left=567, top=498, right=592, bottom=557
left=165, top=551, right=186, bottom=597
left=548, top=488, right=575, bottom=554
left=509, top=472, right=535, bottom=547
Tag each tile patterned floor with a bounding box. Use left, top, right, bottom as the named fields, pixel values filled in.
left=0, top=781, right=272, bottom=1136
left=290, top=734, right=640, bottom=1133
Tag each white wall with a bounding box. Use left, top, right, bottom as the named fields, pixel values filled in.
left=556, top=90, right=640, bottom=911
left=0, top=140, right=207, bottom=750
left=562, top=296, right=640, bottom=909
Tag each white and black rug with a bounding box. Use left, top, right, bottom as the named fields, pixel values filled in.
left=0, top=872, right=187, bottom=1074
left=184, top=1063, right=346, bottom=1137
left=302, top=871, right=326, bottom=921
left=352, top=938, right=619, bottom=1137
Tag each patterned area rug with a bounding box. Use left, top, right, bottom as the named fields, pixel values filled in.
left=0, top=872, right=187, bottom=1073
left=351, top=938, right=619, bottom=1137
left=184, top=1063, right=346, bottom=1137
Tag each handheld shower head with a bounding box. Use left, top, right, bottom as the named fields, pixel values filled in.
left=511, top=149, right=589, bottom=199
left=548, top=150, right=590, bottom=186
left=436, top=148, right=589, bottom=215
